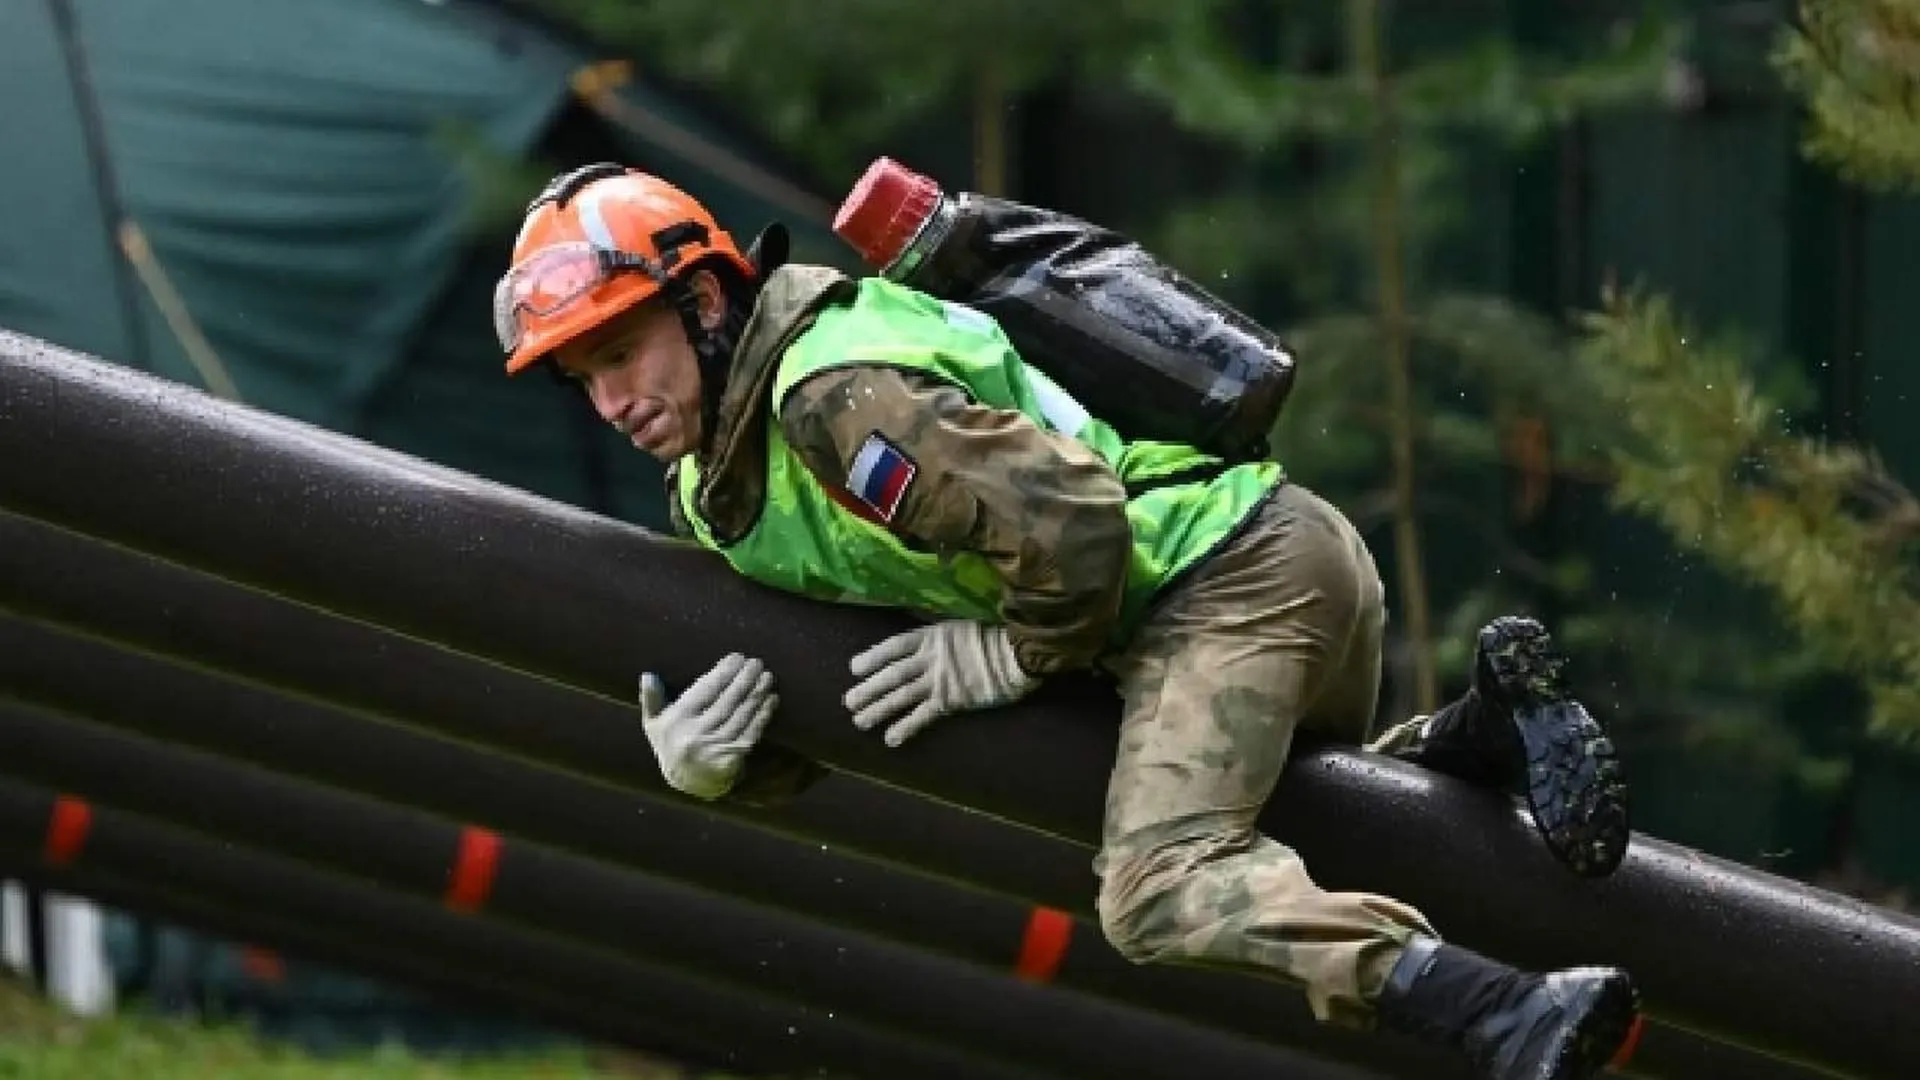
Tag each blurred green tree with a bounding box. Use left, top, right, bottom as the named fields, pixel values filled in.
left=1551, top=0, right=1920, bottom=754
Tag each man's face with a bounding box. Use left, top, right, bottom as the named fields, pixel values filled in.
left=551, top=273, right=723, bottom=462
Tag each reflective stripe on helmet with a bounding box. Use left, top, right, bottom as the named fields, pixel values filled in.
left=576, top=187, right=618, bottom=251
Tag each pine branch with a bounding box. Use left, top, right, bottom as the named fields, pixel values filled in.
left=1775, top=0, right=1920, bottom=193
left=1574, top=286, right=1920, bottom=739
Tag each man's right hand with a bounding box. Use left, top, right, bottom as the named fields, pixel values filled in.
left=638, top=653, right=779, bottom=800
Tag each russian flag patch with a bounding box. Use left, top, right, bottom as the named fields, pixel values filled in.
left=846, top=431, right=917, bottom=523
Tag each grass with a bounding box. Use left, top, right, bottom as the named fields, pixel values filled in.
left=0, top=974, right=701, bottom=1080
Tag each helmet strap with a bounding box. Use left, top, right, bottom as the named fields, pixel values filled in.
left=664, top=270, right=757, bottom=455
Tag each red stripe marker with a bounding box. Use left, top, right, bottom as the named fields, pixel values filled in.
left=1610, top=1012, right=1647, bottom=1070
left=43, top=795, right=92, bottom=866
left=445, top=826, right=502, bottom=913
left=1014, top=906, right=1074, bottom=983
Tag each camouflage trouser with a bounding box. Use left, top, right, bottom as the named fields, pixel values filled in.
left=1092, top=482, right=1436, bottom=1029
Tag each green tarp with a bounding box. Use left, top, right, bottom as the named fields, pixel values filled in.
left=0, top=0, right=853, bottom=524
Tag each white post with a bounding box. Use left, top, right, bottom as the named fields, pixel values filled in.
left=0, top=881, right=27, bottom=974
left=0, top=880, right=116, bottom=1015
left=45, top=892, right=115, bottom=1016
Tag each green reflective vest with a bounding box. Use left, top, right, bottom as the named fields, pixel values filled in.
left=675, top=276, right=1283, bottom=650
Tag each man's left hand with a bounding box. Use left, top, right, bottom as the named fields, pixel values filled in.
left=844, top=620, right=1039, bottom=747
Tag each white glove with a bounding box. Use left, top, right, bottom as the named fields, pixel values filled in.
left=638, top=653, right=778, bottom=800
left=844, top=620, right=1040, bottom=748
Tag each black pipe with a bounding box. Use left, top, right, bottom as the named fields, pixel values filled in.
left=0, top=507, right=1088, bottom=913
left=3, top=330, right=1916, bottom=1077
left=0, top=540, right=1818, bottom=1080
left=0, top=783, right=1055, bottom=1080
left=0, top=694, right=1371, bottom=1080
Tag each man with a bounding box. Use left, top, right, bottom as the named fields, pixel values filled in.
left=494, top=163, right=1639, bottom=1080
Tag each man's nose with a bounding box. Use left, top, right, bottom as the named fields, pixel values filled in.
left=585, top=376, right=627, bottom=426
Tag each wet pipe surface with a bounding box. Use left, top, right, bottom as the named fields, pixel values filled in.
left=2, top=329, right=1917, bottom=1078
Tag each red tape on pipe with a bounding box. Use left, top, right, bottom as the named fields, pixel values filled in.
left=1611, top=1013, right=1647, bottom=1070
left=445, top=825, right=502, bottom=913
left=1014, top=906, right=1074, bottom=982
left=43, top=795, right=92, bottom=866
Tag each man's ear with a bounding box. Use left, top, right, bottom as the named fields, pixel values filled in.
left=691, top=269, right=727, bottom=332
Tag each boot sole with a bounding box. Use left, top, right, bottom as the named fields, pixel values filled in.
left=1478, top=617, right=1631, bottom=879
left=1537, top=967, right=1643, bottom=1080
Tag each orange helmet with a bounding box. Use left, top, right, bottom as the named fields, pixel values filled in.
left=494, top=163, right=756, bottom=375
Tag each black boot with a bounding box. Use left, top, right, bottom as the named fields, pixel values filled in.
left=1389, top=615, right=1631, bottom=878
left=1375, top=934, right=1643, bottom=1080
